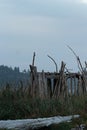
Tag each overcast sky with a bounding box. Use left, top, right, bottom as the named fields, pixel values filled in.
left=0, top=0, right=87, bottom=72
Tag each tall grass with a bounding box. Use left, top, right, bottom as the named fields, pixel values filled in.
left=0, top=84, right=87, bottom=120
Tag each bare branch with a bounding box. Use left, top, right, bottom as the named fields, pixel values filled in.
left=85, top=61, right=87, bottom=68
left=67, top=45, right=78, bottom=58
left=47, top=55, right=58, bottom=73
left=67, top=45, right=83, bottom=73
left=32, top=52, right=36, bottom=66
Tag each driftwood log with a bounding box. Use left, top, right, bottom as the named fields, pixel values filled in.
left=0, top=115, right=79, bottom=130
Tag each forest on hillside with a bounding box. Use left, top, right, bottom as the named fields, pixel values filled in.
left=0, top=65, right=30, bottom=87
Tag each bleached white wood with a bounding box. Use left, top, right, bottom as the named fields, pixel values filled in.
left=0, top=115, right=79, bottom=130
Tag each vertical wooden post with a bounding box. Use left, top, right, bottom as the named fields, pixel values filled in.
left=66, top=78, right=69, bottom=97
left=42, top=70, right=48, bottom=98
left=74, top=77, right=77, bottom=96
left=64, top=79, right=67, bottom=97
left=32, top=52, right=36, bottom=66
left=30, top=65, right=38, bottom=98
left=79, top=75, right=82, bottom=95
left=77, top=75, right=83, bottom=95
left=70, top=77, right=73, bottom=95
left=58, top=61, right=66, bottom=97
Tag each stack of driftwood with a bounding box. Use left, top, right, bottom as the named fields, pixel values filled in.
left=29, top=50, right=87, bottom=99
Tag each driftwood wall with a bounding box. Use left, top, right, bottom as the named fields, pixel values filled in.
left=29, top=52, right=87, bottom=99
left=29, top=63, right=87, bottom=99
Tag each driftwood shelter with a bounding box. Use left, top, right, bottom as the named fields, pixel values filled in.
left=29, top=52, right=87, bottom=99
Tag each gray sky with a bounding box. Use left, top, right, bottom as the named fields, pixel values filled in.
left=0, top=0, right=87, bottom=72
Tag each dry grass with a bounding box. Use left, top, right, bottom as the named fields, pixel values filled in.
left=0, top=84, right=87, bottom=120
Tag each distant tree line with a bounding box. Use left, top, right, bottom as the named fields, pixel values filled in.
left=0, top=65, right=30, bottom=87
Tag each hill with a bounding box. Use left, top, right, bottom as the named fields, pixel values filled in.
left=0, top=65, right=29, bottom=87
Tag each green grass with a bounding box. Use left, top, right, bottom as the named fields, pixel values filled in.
left=0, top=129, right=8, bottom=130
left=50, top=123, right=72, bottom=130
left=35, top=123, right=73, bottom=130
left=0, top=84, right=87, bottom=120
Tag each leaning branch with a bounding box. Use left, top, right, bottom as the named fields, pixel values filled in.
left=67, top=45, right=83, bottom=73
left=47, top=55, right=58, bottom=73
